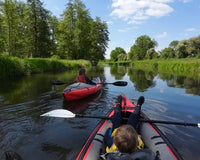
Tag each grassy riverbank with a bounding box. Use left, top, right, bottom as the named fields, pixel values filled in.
left=131, top=58, right=200, bottom=78
left=0, top=55, right=91, bottom=78
left=100, top=58, right=200, bottom=79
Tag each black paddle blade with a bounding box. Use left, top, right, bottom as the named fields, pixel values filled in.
left=113, top=81, right=128, bottom=86
left=51, top=80, right=66, bottom=85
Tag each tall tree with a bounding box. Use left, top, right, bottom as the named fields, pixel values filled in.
left=0, top=2, right=6, bottom=55
left=89, top=17, right=109, bottom=62
left=128, top=35, right=157, bottom=60
left=57, top=0, right=76, bottom=59
left=27, top=0, right=52, bottom=57
left=2, top=0, right=19, bottom=56
left=73, top=0, right=91, bottom=59
left=48, top=15, right=58, bottom=56
left=57, top=0, right=109, bottom=60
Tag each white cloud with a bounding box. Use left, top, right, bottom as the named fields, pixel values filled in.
left=118, top=28, right=132, bottom=32
left=156, top=32, right=168, bottom=38
left=184, top=28, right=196, bottom=32
left=110, top=0, right=173, bottom=24
left=106, top=21, right=113, bottom=25
left=179, top=0, right=192, bottom=3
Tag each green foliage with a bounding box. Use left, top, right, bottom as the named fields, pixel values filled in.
left=196, top=52, right=200, bottom=59
left=128, top=68, right=156, bottom=92
left=131, top=59, right=200, bottom=79
left=0, top=55, right=25, bottom=78
left=175, top=41, right=188, bottom=58
left=169, top=40, right=179, bottom=49
left=128, top=35, right=157, bottom=60
left=110, top=47, right=126, bottom=61
left=57, top=0, right=109, bottom=61
left=145, top=48, right=158, bottom=59
left=118, top=53, right=127, bottom=61
left=0, top=55, right=91, bottom=78
left=161, top=47, right=175, bottom=59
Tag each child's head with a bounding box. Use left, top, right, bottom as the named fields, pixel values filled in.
left=113, top=124, right=138, bottom=153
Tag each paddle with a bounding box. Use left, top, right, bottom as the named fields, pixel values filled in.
left=51, top=80, right=128, bottom=86
left=41, top=109, right=200, bottom=128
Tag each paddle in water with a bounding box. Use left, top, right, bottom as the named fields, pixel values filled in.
left=41, top=109, right=200, bottom=128
left=51, top=80, right=128, bottom=86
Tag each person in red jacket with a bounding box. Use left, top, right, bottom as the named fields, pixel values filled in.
left=76, top=68, right=95, bottom=84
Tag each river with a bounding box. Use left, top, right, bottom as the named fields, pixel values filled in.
left=0, top=65, right=200, bottom=160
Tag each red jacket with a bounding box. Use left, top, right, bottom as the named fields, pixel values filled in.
left=77, top=75, right=86, bottom=83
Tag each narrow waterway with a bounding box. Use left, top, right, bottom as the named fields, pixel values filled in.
left=0, top=65, right=200, bottom=160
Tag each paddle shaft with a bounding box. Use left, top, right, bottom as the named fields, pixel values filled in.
left=139, top=119, right=199, bottom=127
left=76, top=114, right=109, bottom=119
left=41, top=109, right=199, bottom=128
left=76, top=115, right=199, bottom=127
left=51, top=80, right=127, bottom=86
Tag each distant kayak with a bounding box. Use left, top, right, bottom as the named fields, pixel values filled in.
left=63, top=77, right=102, bottom=101
left=76, top=95, right=183, bottom=160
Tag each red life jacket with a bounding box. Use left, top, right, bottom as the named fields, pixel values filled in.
left=77, top=75, right=86, bottom=83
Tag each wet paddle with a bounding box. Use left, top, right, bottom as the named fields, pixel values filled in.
left=51, top=80, right=128, bottom=86
left=41, top=109, right=200, bottom=128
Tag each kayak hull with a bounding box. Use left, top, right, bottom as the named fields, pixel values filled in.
left=76, top=95, right=183, bottom=160
left=63, top=77, right=102, bottom=101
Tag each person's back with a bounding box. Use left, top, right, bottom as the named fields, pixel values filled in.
left=76, top=68, right=96, bottom=84
left=77, top=68, right=87, bottom=83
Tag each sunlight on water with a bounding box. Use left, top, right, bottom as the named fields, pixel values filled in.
left=0, top=66, right=200, bottom=160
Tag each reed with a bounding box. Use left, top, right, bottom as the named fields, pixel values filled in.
left=132, top=59, right=200, bottom=79
left=0, top=56, right=91, bottom=78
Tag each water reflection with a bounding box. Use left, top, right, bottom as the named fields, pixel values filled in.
left=0, top=64, right=200, bottom=160
left=128, top=68, right=156, bottom=92
left=110, top=64, right=127, bottom=80
left=109, top=64, right=200, bottom=96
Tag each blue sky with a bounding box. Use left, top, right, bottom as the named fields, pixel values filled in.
left=41, top=0, right=200, bottom=59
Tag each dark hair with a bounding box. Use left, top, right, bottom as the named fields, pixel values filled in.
left=79, top=68, right=86, bottom=75
left=113, top=125, right=138, bottom=153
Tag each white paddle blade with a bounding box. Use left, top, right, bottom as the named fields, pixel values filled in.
left=41, top=109, right=75, bottom=118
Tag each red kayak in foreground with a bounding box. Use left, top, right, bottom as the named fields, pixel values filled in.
left=63, top=77, right=102, bottom=101
left=76, top=95, right=183, bottom=160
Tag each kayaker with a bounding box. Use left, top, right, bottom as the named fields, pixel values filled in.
left=76, top=68, right=96, bottom=85
left=102, top=96, right=157, bottom=160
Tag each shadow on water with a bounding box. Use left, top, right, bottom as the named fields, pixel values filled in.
left=0, top=65, right=200, bottom=160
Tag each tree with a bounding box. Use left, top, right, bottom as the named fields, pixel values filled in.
left=187, top=36, right=200, bottom=56
left=89, top=17, right=109, bottom=62
left=145, top=48, right=158, bottom=59
left=57, top=0, right=76, bottom=59
left=27, top=0, right=52, bottom=57
left=0, top=2, right=6, bottom=55
left=128, top=35, right=157, bottom=60
left=57, top=0, right=110, bottom=61
left=73, top=0, right=91, bottom=59
left=118, top=53, right=127, bottom=61
left=48, top=15, right=58, bottom=57
left=2, top=0, right=19, bottom=56
left=110, top=47, right=126, bottom=61
left=175, top=41, right=188, bottom=58
left=161, top=47, right=175, bottom=59
left=169, top=40, right=179, bottom=49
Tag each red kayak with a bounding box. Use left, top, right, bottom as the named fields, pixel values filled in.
left=63, top=77, right=102, bottom=101
left=76, top=95, right=183, bottom=160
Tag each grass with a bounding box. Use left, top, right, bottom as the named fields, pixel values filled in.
left=132, top=58, right=200, bottom=79
left=0, top=56, right=91, bottom=78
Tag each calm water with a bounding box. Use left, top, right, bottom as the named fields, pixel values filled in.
left=0, top=65, right=200, bottom=160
